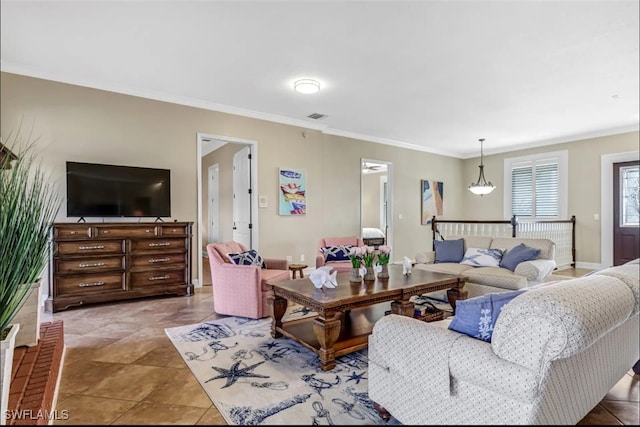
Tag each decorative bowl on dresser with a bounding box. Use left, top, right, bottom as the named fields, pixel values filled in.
left=46, top=222, right=193, bottom=312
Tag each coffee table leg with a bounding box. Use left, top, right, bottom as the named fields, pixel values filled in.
left=268, top=295, right=288, bottom=338
left=313, top=314, right=341, bottom=371
left=390, top=299, right=414, bottom=317
left=447, top=283, right=468, bottom=315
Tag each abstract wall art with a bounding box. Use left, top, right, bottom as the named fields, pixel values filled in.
left=421, top=179, right=443, bottom=225
left=279, top=168, right=306, bottom=215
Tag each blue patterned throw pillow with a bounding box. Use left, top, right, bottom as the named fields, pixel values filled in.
left=448, top=290, right=525, bottom=342
left=460, top=248, right=504, bottom=267
left=434, top=238, right=464, bottom=263
left=321, top=245, right=353, bottom=262
left=228, top=249, right=266, bottom=269
left=499, top=243, right=541, bottom=271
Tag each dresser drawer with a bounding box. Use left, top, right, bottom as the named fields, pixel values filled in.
left=57, top=240, right=125, bottom=256
left=130, top=268, right=186, bottom=288
left=130, top=238, right=186, bottom=252
left=130, top=253, right=187, bottom=269
left=158, top=225, right=189, bottom=237
left=57, top=273, right=125, bottom=296
left=56, top=256, right=125, bottom=274
left=95, top=225, right=157, bottom=238
left=54, top=225, right=93, bottom=240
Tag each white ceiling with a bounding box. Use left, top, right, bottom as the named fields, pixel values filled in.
left=1, top=0, right=638, bottom=159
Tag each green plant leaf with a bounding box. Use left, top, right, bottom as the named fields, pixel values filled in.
left=1, top=126, right=61, bottom=334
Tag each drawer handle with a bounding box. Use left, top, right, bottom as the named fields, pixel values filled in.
left=79, top=262, right=106, bottom=268
left=78, top=245, right=105, bottom=250
left=78, top=281, right=105, bottom=287
left=149, top=275, right=170, bottom=281
left=149, top=257, right=170, bottom=263
left=149, top=242, right=171, bottom=247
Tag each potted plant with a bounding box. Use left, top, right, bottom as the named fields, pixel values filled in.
left=1, top=132, right=60, bottom=423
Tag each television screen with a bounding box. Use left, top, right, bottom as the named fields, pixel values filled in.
left=66, top=162, right=171, bottom=218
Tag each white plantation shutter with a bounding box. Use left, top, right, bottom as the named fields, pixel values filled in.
left=505, top=151, right=567, bottom=220
left=512, top=166, right=532, bottom=217
left=535, top=162, right=559, bottom=217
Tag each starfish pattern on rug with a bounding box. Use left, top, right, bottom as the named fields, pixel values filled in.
left=346, top=371, right=367, bottom=384
left=205, top=360, right=269, bottom=388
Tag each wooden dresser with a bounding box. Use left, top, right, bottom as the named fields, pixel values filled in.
left=46, top=222, right=193, bottom=312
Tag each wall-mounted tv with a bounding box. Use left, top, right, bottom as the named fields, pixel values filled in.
left=66, top=161, right=171, bottom=218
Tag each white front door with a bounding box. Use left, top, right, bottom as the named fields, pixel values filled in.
left=233, top=146, right=252, bottom=248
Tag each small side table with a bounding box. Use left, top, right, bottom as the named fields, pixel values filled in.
left=288, top=263, right=308, bottom=279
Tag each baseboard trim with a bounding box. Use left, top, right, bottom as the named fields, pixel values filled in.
left=575, top=261, right=603, bottom=270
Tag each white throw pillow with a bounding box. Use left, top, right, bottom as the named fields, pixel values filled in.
left=460, top=248, right=504, bottom=267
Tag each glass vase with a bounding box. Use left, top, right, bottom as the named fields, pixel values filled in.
left=349, top=267, right=362, bottom=282
left=377, top=264, right=389, bottom=279
left=364, top=266, right=376, bottom=281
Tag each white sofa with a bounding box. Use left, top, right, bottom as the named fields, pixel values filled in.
left=368, top=260, right=640, bottom=425
left=415, top=236, right=557, bottom=298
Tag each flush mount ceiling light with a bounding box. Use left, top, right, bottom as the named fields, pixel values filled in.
left=294, top=79, right=320, bottom=94
left=468, top=138, right=496, bottom=196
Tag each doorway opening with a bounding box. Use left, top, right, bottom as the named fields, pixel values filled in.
left=361, top=158, right=393, bottom=252
left=196, top=133, right=259, bottom=287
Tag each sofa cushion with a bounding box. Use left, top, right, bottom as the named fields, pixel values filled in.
left=434, top=238, right=464, bottom=263
left=466, top=267, right=528, bottom=290
left=321, top=245, right=354, bottom=262
left=463, top=236, right=494, bottom=250
left=228, top=249, right=266, bottom=268
left=414, top=262, right=474, bottom=276
left=592, top=262, right=640, bottom=315
left=448, top=290, right=525, bottom=342
left=500, top=243, right=541, bottom=271
left=460, top=248, right=504, bottom=267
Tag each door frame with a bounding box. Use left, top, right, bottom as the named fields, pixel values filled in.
left=207, top=163, right=220, bottom=244
left=360, top=158, right=393, bottom=253
left=600, top=150, right=639, bottom=268
left=196, top=133, right=259, bottom=287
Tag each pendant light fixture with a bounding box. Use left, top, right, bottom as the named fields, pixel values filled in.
left=468, top=138, right=495, bottom=196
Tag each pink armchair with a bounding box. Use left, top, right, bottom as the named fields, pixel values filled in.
left=316, top=236, right=365, bottom=273
left=206, top=241, right=290, bottom=319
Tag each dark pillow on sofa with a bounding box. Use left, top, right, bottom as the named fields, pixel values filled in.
left=499, top=243, right=541, bottom=271
left=228, top=249, right=266, bottom=269
left=448, top=290, right=525, bottom=342
left=321, top=245, right=354, bottom=262
left=434, top=239, right=464, bottom=263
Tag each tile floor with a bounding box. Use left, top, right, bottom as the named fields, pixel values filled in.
left=42, top=267, right=639, bottom=425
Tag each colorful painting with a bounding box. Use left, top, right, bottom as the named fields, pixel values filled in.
left=279, top=168, right=306, bottom=215
left=421, top=180, right=443, bottom=225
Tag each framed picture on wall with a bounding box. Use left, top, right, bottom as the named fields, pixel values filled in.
left=279, top=168, right=306, bottom=215
left=421, top=179, right=443, bottom=225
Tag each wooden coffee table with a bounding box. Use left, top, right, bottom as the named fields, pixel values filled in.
left=267, top=264, right=467, bottom=371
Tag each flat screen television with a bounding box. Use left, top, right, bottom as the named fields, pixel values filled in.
left=66, top=161, right=171, bottom=218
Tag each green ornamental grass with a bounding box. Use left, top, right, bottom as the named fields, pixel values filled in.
left=1, top=129, right=61, bottom=339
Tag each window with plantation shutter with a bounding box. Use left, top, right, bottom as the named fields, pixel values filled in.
left=504, top=150, right=568, bottom=220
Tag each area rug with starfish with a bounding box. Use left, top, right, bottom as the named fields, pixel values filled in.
left=165, top=309, right=399, bottom=425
